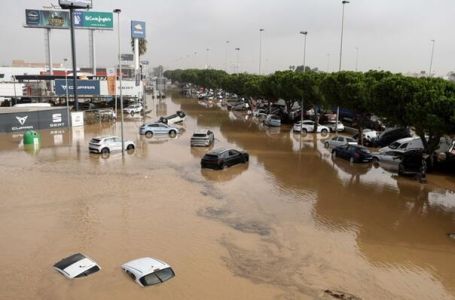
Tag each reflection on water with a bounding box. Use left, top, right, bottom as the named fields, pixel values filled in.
left=0, top=93, right=454, bottom=300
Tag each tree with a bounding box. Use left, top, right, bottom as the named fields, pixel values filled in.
left=131, top=38, right=147, bottom=56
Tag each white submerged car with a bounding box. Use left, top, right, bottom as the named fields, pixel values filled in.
left=123, top=104, right=143, bottom=116
left=293, top=120, right=329, bottom=134
left=324, top=136, right=357, bottom=149
left=122, top=257, right=175, bottom=287
left=53, top=253, right=101, bottom=279
left=89, top=136, right=135, bottom=154
left=159, top=111, right=186, bottom=124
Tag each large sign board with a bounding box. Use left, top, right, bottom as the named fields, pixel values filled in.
left=131, top=20, right=146, bottom=39
left=121, top=54, right=134, bottom=61
left=25, top=10, right=113, bottom=30
left=55, top=80, right=100, bottom=95
left=0, top=108, right=69, bottom=133
left=59, top=0, right=92, bottom=9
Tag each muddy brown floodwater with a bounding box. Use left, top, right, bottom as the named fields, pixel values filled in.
left=1, top=92, right=455, bottom=300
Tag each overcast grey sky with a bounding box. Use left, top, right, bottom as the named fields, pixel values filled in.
left=0, top=0, right=454, bottom=76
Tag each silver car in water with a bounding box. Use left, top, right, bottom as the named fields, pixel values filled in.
left=191, top=129, right=215, bottom=147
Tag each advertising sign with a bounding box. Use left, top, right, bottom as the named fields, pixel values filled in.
left=25, top=10, right=113, bottom=30
left=74, top=11, right=113, bottom=29
left=106, top=68, right=117, bottom=96
left=25, top=9, right=70, bottom=29
left=0, top=108, right=69, bottom=133
left=131, top=20, right=146, bottom=39
left=55, top=80, right=100, bottom=95
left=121, top=54, right=134, bottom=61
left=59, top=0, right=92, bottom=9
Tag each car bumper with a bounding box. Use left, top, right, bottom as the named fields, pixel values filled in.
left=89, top=147, right=101, bottom=153
left=201, top=161, right=221, bottom=169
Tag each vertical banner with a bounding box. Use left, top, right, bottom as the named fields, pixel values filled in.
left=106, top=67, right=116, bottom=96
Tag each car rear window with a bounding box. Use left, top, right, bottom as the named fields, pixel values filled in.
left=204, top=154, right=219, bottom=159
left=90, top=139, right=101, bottom=143
left=193, top=134, right=207, bottom=137
left=140, top=273, right=161, bottom=286
left=53, top=253, right=85, bottom=270
left=155, top=268, right=175, bottom=282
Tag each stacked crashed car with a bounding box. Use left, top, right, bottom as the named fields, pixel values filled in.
left=89, top=136, right=135, bottom=154
left=201, top=148, right=249, bottom=170
left=54, top=253, right=101, bottom=279
left=139, top=122, right=179, bottom=138
left=332, top=144, right=373, bottom=163
left=122, top=257, right=175, bottom=287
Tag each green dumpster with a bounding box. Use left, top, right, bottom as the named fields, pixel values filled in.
left=23, top=130, right=41, bottom=147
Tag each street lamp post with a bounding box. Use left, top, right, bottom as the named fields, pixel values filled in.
left=64, top=58, right=70, bottom=127
left=355, top=46, right=359, bottom=71
left=114, top=8, right=125, bottom=156
left=235, top=48, right=240, bottom=73
left=259, top=28, right=264, bottom=74
left=224, top=41, right=230, bottom=72
left=299, top=31, right=308, bottom=72
left=429, top=39, right=435, bottom=77
left=299, top=31, right=308, bottom=129
left=205, top=48, right=210, bottom=69
left=336, top=0, right=350, bottom=135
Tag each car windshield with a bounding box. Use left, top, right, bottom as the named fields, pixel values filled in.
left=139, top=273, right=161, bottom=286
left=389, top=141, right=401, bottom=149
left=155, top=268, right=175, bottom=282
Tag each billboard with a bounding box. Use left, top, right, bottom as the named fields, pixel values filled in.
left=121, top=54, right=134, bottom=61
left=55, top=80, right=100, bottom=95
left=25, top=10, right=113, bottom=30
left=59, top=0, right=92, bottom=9
left=0, top=108, right=69, bottom=133
left=131, top=20, right=146, bottom=39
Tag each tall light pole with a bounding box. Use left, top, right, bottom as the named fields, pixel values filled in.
left=64, top=58, right=70, bottom=127
left=339, top=0, right=349, bottom=72
left=355, top=46, right=359, bottom=71
left=205, top=48, right=210, bottom=69
left=326, top=53, right=331, bottom=72
left=114, top=8, right=125, bottom=156
left=235, top=48, right=240, bottom=73
left=259, top=28, right=264, bottom=74
left=225, top=41, right=230, bottom=72
left=337, top=0, right=349, bottom=136
left=299, top=31, right=308, bottom=72
left=429, top=39, right=435, bottom=77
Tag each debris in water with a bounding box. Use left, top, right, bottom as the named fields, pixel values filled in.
left=324, top=289, right=361, bottom=300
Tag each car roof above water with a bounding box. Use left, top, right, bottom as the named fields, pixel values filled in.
left=122, top=257, right=170, bottom=275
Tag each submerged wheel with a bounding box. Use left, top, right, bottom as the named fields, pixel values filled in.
left=145, top=131, right=153, bottom=138
left=101, top=147, right=110, bottom=154
left=126, top=144, right=134, bottom=150
left=169, top=130, right=177, bottom=138
left=321, top=129, right=328, bottom=135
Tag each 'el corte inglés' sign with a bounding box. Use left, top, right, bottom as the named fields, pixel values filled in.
left=25, top=9, right=113, bottom=30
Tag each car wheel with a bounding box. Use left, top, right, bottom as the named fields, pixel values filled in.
left=243, top=155, right=249, bottom=163
left=372, top=157, right=379, bottom=164
left=130, top=111, right=135, bottom=117
left=126, top=144, right=134, bottom=151
left=301, top=128, right=308, bottom=134
left=101, top=147, right=110, bottom=154
left=324, top=142, right=329, bottom=148
left=321, top=129, right=328, bottom=135
left=220, top=163, right=227, bottom=170
left=145, top=131, right=153, bottom=138
left=169, top=130, right=177, bottom=138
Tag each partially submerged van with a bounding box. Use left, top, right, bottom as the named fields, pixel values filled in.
left=379, top=137, right=423, bottom=153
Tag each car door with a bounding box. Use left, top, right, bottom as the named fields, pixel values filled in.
left=227, top=150, right=240, bottom=166
left=112, top=138, right=122, bottom=151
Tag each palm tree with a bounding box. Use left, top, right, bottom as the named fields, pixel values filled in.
left=131, top=38, right=147, bottom=56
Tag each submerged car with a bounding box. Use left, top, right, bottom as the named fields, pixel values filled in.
left=159, top=111, right=186, bottom=124
left=324, top=136, right=357, bottom=149
left=332, top=144, right=373, bottom=163
left=139, top=122, right=179, bottom=138
left=54, top=253, right=101, bottom=279
left=293, top=120, right=329, bottom=134
left=89, top=136, right=135, bottom=154
left=201, top=148, right=249, bottom=170
left=263, top=114, right=281, bottom=127
left=398, top=149, right=427, bottom=182
left=191, top=129, right=215, bottom=147
left=326, top=121, right=345, bottom=132
left=122, top=257, right=175, bottom=287
left=123, top=103, right=143, bottom=116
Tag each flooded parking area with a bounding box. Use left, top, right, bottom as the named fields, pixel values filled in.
left=1, top=93, right=455, bottom=300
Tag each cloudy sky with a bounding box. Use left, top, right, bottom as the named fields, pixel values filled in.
left=0, top=0, right=454, bottom=76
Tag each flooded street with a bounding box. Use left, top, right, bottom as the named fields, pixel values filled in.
left=1, top=92, right=455, bottom=300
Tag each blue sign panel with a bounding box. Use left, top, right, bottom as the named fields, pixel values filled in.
left=55, top=80, right=100, bottom=95
left=131, top=20, right=146, bottom=39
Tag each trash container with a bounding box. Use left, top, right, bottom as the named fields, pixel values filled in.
left=23, top=130, right=41, bottom=147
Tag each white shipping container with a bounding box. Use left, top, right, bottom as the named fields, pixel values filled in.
left=99, top=80, right=143, bottom=98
